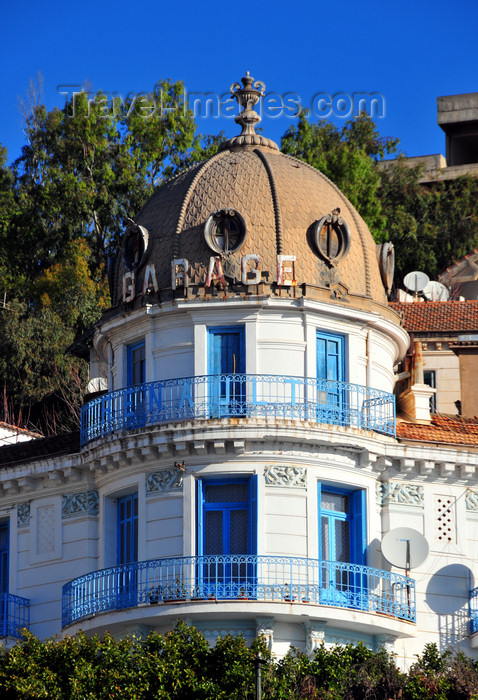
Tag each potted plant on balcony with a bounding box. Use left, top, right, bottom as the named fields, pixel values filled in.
left=148, top=585, right=163, bottom=604
left=191, top=585, right=205, bottom=601
left=237, top=587, right=248, bottom=600
left=163, top=576, right=188, bottom=603
left=283, top=584, right=297, bottom=602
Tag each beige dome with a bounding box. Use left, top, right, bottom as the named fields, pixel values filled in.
left=110, top=73, right=393, bottom=320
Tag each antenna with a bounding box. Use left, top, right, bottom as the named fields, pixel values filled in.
left=423, top=280, right=450, bottom=301
left=381, top=527, right=429, bottom=576
left=403, top=271, right=430, bottom=294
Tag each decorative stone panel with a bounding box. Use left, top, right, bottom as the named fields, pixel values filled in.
left=146, top=469, right=183, bottom=494
left=376, top=482, right=424, bottom=507
left=62, top=490, right=99, bottom=518
left=17, top=502, right=31, bottom=528
left=466, top=489, right=478, bottom=512
left=264, top=466, right=306, bottom=488
left=434, top=494, right=456, bottom=544
left=256, top=617, right=274, bottom=650
left=37, top=505, right=55, bottom=555
left=198, top=625, right=255, bottom=646
left=303, top=620, right=325, bottom=657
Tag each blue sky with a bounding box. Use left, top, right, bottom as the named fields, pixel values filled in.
left=2, top=0, right=478, bottom=164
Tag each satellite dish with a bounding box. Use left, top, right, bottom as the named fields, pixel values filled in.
left=403, top=270, right=430, bottom=293
left=423, top=280, right=450, bottom=301
left=381, top=527, right=429, bottom=571
left=86, top=377, right=108, bottom=394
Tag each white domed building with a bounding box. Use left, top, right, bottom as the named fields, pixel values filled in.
left=1, top=73, right=478, bottom=667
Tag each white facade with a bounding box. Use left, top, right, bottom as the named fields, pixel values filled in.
left=0, top=292, right=477, bottom=668
left=1, top=74, right=478, bottom=667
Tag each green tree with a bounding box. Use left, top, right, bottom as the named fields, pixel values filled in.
left=1, top=626, right=478, bottom=699
left=0, top=79, right=217, bottom=432
left=281, top=111, right=399, bottom=240
left=379, top=159, right=478, bottom=284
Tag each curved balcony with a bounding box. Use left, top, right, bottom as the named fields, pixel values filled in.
left=0, top=593, right=30, bottom=638
left=62, top=555, right=414, bottom=628
left=80, top=374, right=395, bottom=445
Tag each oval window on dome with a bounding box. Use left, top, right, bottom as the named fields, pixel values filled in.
left=204, top=209, right=246, bottom=255
left=122, top=219, right=149, bottom=271
left=313, top=209, right=351, bottom=266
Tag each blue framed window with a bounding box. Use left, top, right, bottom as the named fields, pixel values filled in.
left=207, top=326, right=245, bottom=417
left=424, top=370, right=436, bottom=413
left=317, top=330, right=347, bottom=424
left=317, top=330, right=346, bottom=382
left=127, top=341, right=145, bottom=386
left=318, top=483, right=366, bottom=605
left=117, top=493, right=138, bottom=565
left=0, top=522, right=8, bottom=595
left=116, top=493, right=138, bottom=608
left=197, top=477, right=257, bottom=597
left=318, top=485, right=366, bottom=565
left=126, top=341, right=146, bottom=426
left=0, top=522, right=8, bottom=631
left=208, top=326, right=245, bottom=375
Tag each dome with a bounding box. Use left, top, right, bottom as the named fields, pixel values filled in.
left=110, top=73, right=393, bottom=319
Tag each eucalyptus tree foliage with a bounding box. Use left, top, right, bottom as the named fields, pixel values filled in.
left=379, top=158, right=478, bottom=284
left=281, top=111, right=399, bottom=241
left=8, top=80, right=197, bottom=288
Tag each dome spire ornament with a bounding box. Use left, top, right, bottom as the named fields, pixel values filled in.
left=220, top=71, right=279, bottom=151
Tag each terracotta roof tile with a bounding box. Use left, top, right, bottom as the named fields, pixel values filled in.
left=390, top=300, right=478, bottom=332
left=397, top=414, right=478, bottom=445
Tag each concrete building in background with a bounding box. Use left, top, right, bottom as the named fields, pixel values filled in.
left=1, top=74, right=478, bottom=667
left=383, top=92, right=478, bottom=183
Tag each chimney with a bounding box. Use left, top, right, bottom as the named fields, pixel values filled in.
left=397, top=341, right=436, bottom=423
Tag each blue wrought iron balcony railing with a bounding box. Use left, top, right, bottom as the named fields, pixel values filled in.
left=81, top=374, right=395, bottom=445
left=62, top=555, right=415, bottom=628
left=470, top=587, right=478, bottom=634
left=0, top=593, right=30, bottom=638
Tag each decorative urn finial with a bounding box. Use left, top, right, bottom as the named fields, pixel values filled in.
left=220, top=71, right=279, bottom=151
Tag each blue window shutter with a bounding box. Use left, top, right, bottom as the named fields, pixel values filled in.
left=0, top=521, right=8, bottom=594
left=316, top=331, right=346, bottom=382
left=208, top=326, right=245, bottom=375
left=249, top=474, right=258, bottom=555
left=127, top=341, right=145, bottom=386
left=197, top=479, right=204, bottom=555
left=117, top=494, right=138, bottom=565
left=317, top=482, right=323, bottom=560
left=351, top=489, right=367, bottom=565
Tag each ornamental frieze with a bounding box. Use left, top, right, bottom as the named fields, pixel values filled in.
left=264, top=466, right=306, bottom=488
left=62, top=490, right=99, bottom=518
left=376, top=482, right=424, bottom=507
left=466, top=489, right=478, bottom=512
left=146, top=469, right=183, bottom=494
left=17, top=502, right=31, bottom=528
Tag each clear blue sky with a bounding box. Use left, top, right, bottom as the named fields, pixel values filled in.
left=2, top=0, right=478, bottom=164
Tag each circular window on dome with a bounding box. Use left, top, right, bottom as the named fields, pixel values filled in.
left=122, top=218, right=149, bottom=271
left=204, top=209, right=246, bottom=255
left=313, top=208, right=351, bottom=266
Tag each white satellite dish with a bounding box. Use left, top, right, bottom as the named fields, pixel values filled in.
left=381, top=527, right=429, bottom=572
left=423, top=280, right=450, bottom=301
left=403, top=270, right=430, bottom=293
left=86, top=377, right=108, bottom=394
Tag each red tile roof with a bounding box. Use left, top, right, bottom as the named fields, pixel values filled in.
left=390, top=300, right=478, bottom=332
left=397, top=414, right=478, bottom=445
